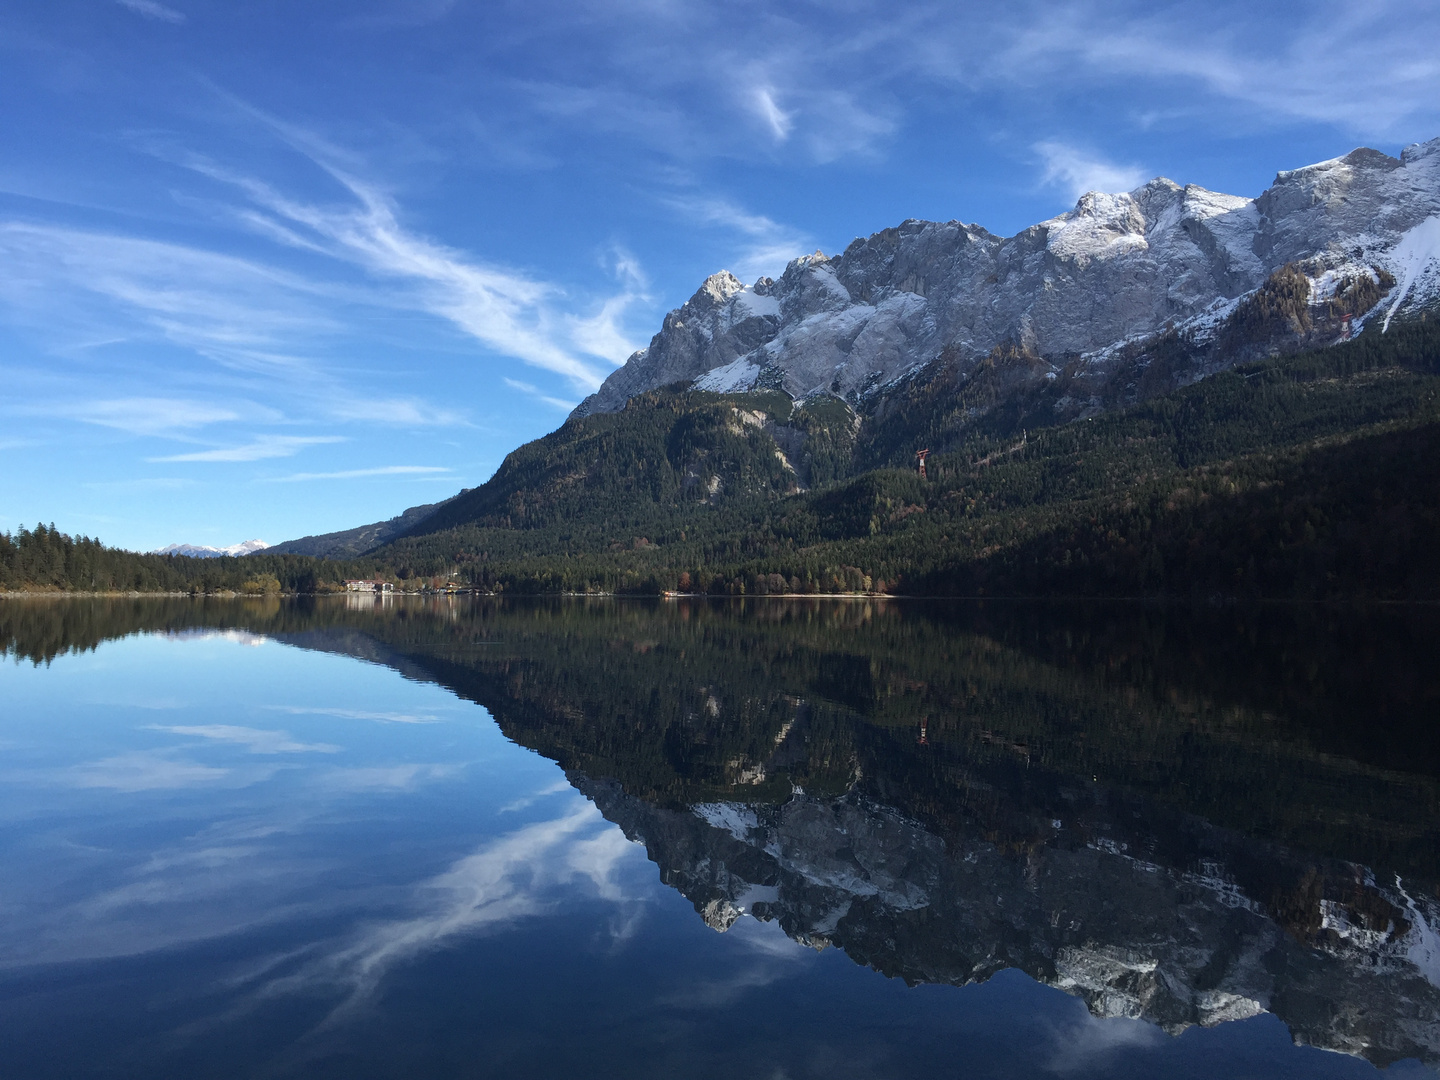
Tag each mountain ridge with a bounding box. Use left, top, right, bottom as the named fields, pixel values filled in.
left=267, top=495, right=464, bottom=559
left=152, top=539, right=269, bottom=558
left=575, top=137, right=1440, bottom=421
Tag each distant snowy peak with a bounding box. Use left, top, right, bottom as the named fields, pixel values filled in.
left=154, top=539, right=269, bottom=558
left=573, top=136, right=1440, bottom=419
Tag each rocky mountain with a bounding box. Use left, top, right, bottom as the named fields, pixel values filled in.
left=575, top=138, right=1440, bottom=421
left=152, top=539, right=269, bottom=558
left=239, top=138, right=1440, bottom=604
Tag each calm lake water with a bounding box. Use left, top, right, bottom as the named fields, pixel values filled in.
left=1, top=596, right=1437, bottom=1078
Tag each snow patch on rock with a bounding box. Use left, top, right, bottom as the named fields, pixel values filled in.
left=692, top=801, right=759, bottom=842
left=1382, top=214, right=1440, bottom=331
left=691, top=357, right=762, bottom=393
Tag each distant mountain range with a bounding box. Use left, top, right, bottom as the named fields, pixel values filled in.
left=152, top=539, right=270, bottom=558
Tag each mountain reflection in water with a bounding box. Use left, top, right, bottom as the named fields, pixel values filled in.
left=2, top=595, right=1438, bottom=1072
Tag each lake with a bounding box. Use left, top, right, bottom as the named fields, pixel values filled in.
left=0, top=595, right=1437, bottom=1078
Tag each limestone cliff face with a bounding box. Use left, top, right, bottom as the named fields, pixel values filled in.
left=574, top=139, right=1440, bottom=419
left=575, top=775, right=1440, bottom=1069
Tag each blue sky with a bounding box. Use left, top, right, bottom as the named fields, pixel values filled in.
left=2, top=0, right=1439, bottom=551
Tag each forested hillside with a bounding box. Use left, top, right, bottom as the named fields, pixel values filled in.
left=0, top=524, right=382, bottom=594
left=369, top=314, right=1440, bottom=599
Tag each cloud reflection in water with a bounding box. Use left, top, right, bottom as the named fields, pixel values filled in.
left=247, top=798, right=645, bottom=1020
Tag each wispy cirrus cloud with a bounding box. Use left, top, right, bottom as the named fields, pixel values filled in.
left=326, top=396, right=467, bottom=427
left=497, top=779, right=573, bottom=814
left=0, top=222, right=340, bottom=370
left=749, top=86, right=793, bottom=142
left=665, top=195, right=811, bottom=283
left=247, top=801, right=638, bottom=1014
left=495, top=0, right=1439, bottom=177
left=508, top=4, right=903, bottom=164
left=999, top=0, right=1440, bottom=138
left=503, top=378, right=577, bottom=411
left=186, top=143, right=628, bottom=392
left=266, top=705, right=444, bottom=724
left=264, top=465, right=452, bottom=482
left=1044, top=1012, right=1166, bottom=1072
left=147, top=724, right=340, bottom=754
left=1034, top=141, right=1149, bottom=200
left=52, top=397, right=249, bottom=437
left=320, top=763, right=464, bottom=792
left=115, top=0, right=185, bottom=23
left=69, top=751, right=231, bottom=792
left=0, top=131, right=643, bottom=445
left=566, top=248, right=649, bottom=365
left=150, top=435, right=345, bottom=463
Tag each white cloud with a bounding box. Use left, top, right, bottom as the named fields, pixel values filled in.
left=498, top=779, right=573, bottom=813
left=320, top=763, right=463, bottom=791
left=667, top=195, right=811, bottom=283
left=1044, top=1013, right=1166, bottom=1072
left=1035, top=141, right=1149, bottom=200
left=509, top=7, right=903, bottom=164
left=69, top=751, right=230, bottom=792
left=266, top=705, right=445, bottom=724
left=115, top=0, right=185, bottom=23
left=999, top=1, right=1440, bottom=138
left=326, top=396, right=467, bottom=427
left=503, top=378, right=579, bottom=411
left=751, top=86, right=793, bottom=141
left=55, top=397, right=246, bottom=437
left=264, top=465, right=452, bottom=482
left=502, top=2, right=1439, bottom=169
left=567, top=248, right=650, bottom=364
left=147, top=724, right=341, bottom=754
left=150, top=435, right=345, bottom=463
left=164, top=629, right=270, bottom=646
left=191, top=152, right=626, bottom=391
left=247, top=801, right=640, bottom=1014
left=0, top=143, right=648, bottom=439
left=0, top=223, right=340, bottom=370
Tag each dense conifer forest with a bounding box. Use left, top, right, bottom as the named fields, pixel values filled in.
left=4, top=314, right=1438, bottom=599
left=0, top=525, right=381, bottom=594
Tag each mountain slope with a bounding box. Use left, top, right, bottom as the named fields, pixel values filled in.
left=268, top=496, right=460, bottom=558
left=576, top=138, right=1440, bottom=420
left=375, top=316, right=1440, bottom=599
left=402, top=389, right=856, bottom=540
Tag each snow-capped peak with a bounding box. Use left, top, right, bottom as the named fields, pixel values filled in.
left=572, top=137, right=1440, bottom=420
left=153, top=539, right=270, bottom=558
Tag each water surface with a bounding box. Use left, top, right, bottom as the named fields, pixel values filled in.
left=1, top=596, right=1437, bottom=1078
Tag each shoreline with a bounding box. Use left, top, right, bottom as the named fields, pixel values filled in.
left=1, top=590, right=1435, bottom=606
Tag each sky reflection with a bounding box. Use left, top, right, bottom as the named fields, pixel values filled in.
left=0, top=609, right=1431, bottom=1079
